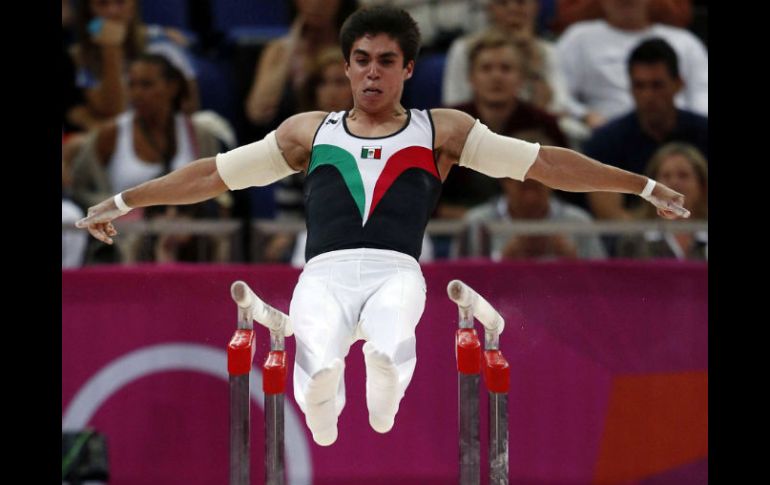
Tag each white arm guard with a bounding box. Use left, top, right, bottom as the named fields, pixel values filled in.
left=458, top=120, right=541, bottom=181
left=215, top=130, right=299, bottom=190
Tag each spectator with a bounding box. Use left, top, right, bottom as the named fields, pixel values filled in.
left=68, top=0, right=200, bottom=131
left=617, top=142, right=707, bottom=260
left=583, top=37, right=707, bottom=220
left=70, top=54, right=228, bottom=263
left=300, top=48, right=356, bottom=117
left=439, top=31, right=569, bottom=219
left=245, top=0, right=359, bottom=128
left=555, top=0, right=707, bottom=129
left=464, top=177, right=606, bottom=260
left=443, top=0, right=570, bottom=116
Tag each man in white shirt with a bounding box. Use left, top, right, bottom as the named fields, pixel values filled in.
left=556, top=0, right=707, bottom=129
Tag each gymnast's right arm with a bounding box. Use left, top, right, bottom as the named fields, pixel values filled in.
left=76, top=111, right=324, bottom=244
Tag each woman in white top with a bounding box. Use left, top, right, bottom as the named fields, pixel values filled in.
left=71, top=54, right=226, bottom=263
left=72, top=54, right=222, bottom=208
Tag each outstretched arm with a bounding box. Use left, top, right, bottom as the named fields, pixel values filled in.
left=432, top=109, right=689, bottom=220
left=525, top=145, right=642, bottom=193
left=76, top=111, right=326, bottom=245
left=75, top=157, right=228, bottom=244
left=525, top=146, right=687, bottom=219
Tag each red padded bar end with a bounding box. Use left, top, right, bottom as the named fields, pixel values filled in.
left=483, top=350, right=510, bottom=393
left=227, top=330, right=256, bottom=376
left=456, top=329, right=481, bottom=375
left=263, top=351, right=287, bottom=394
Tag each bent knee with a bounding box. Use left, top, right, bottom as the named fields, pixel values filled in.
left=363, top=342, right=396, bottom=368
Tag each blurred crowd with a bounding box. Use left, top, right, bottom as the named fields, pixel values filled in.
left=62, top=0, right=708, bottom=268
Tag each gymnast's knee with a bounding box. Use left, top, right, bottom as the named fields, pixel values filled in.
left=302, top=358, right=344, bottom=402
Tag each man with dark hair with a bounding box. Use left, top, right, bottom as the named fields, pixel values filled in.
left=629, top=37, right=680, bottom=78
left=77, top=5, right=689, bottom=447
left=556, top=0, right=708, bottom=129
left=584, top=36, right=708, bottom=221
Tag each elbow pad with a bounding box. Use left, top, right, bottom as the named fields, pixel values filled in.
left=215, top=130, right=299, bottom=190
left=458, top=120, right=540, bottom=181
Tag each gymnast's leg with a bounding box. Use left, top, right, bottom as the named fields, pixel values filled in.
left=359, top=266, right=426, bottom=433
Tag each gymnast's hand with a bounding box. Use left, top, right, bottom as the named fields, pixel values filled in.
left=74, top=197, right=125, bottom=245
left=642, top=182, right=691, bottom=220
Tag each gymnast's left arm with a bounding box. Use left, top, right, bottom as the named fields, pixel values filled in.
left=449, top=113, right=689, bottom=220
left=524, top=146, right=688, bottom=219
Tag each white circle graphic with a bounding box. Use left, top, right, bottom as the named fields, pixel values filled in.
left=62, top=343, right=312, bottom=485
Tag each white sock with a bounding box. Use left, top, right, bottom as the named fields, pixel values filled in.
left=303, top=358, right=344, bottom=446
left=363, top=342, right=401, bottom=433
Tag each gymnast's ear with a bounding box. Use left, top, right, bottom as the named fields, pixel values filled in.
left=403, top=59, right=414, bottom=80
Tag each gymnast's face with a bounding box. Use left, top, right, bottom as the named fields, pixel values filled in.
left=345, top=33, right=414, bottom=113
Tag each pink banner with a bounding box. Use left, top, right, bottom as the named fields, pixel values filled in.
left=62, top=260, right=707, bottom=484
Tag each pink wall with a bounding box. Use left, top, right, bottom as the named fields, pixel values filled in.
left=62, top=260, right=707, bottom=484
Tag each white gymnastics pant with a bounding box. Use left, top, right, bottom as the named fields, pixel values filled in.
left=289, top=248, right=426, bottom=445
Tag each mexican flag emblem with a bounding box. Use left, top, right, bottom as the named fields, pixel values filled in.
left=360, top=146, right=382, bottom=159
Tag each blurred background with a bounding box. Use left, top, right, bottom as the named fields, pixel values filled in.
left=62, top=1, right=708, bottom=483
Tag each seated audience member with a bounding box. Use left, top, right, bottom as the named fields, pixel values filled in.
left=71, top=54, right=228, bottom=263
left=443, top=0, right=571, bottom=117
left=245, top=0, right=359, bottom=129
left=439, top=31, right=569, bottom=219
left=68, top=0, right=199, bottom=131
left=464, top=178, right=606, bottom=261
left=582, top=37, right=707, bottom=220
left=617, top=142, right=707, bottom=260
left=555, top=0, right=707, bottom=129
left=64, top=0, right=206, bottom=176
